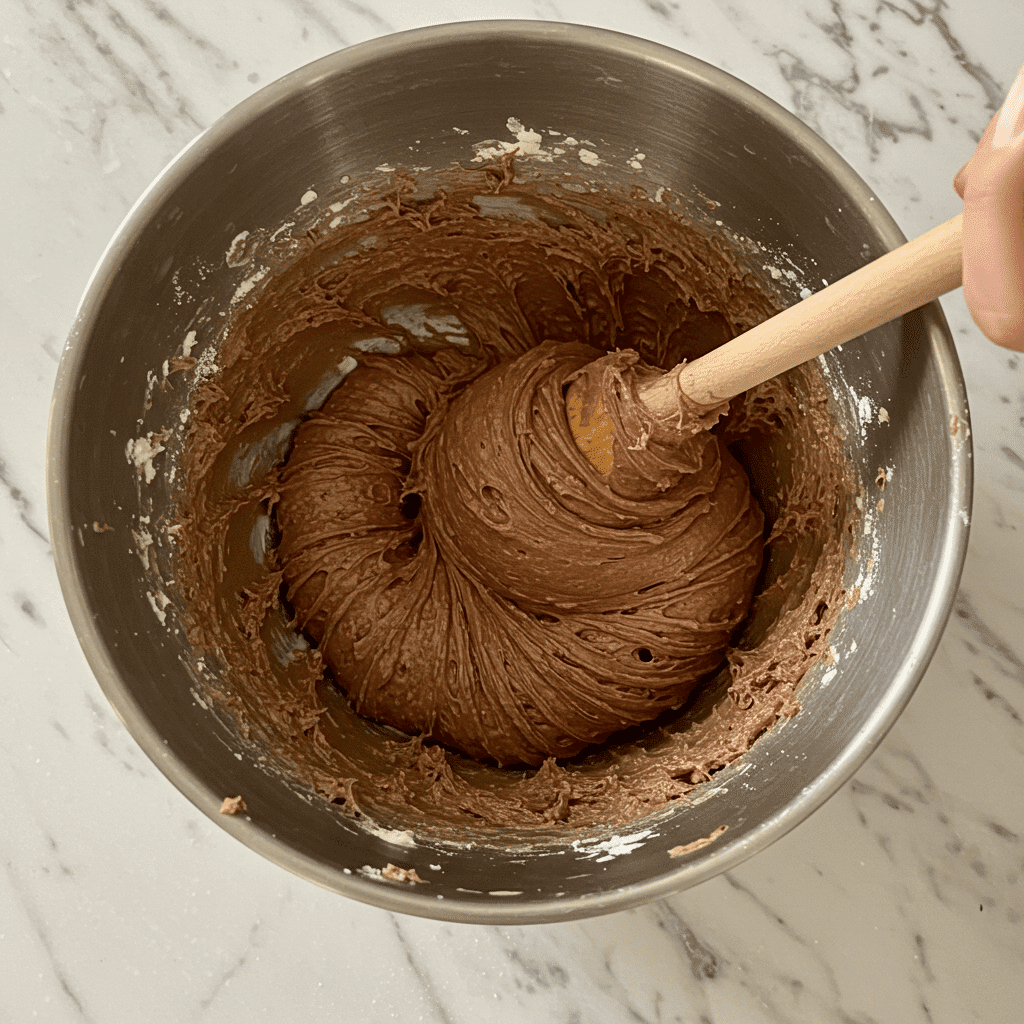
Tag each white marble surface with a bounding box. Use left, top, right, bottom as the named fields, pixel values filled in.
left=3, top=0, right=1023, bottom=1020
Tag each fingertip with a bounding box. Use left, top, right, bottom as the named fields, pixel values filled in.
left=953, top=159, right=970, bottom=198
left=963, top=300, right=1024, bottom=351
left=961, top=238, right=1024, bottom=350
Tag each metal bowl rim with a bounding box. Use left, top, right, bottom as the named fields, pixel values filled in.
left=45, top=19, right=973, bottom=924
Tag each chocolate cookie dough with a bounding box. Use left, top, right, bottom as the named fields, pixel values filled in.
left=276, top=341, right=763, bottom=766
left=176, top=164, right=853, bottom=831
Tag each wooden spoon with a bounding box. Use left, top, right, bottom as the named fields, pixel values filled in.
left=568, top=213, right=963, bottom=464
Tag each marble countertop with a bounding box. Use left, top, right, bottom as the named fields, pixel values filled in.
left=3, top=1, right=1023, bottom=1021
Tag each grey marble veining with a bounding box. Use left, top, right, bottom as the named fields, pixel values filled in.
left=2, top=1, right=1023, bottom=1021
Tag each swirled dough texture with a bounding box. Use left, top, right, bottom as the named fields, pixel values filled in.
left=176, top=166, right=853, bottom=830
left=276, top=342, right=763, bottom=765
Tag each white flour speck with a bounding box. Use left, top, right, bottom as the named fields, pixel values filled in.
left=857, top=394, right=873, bottom=437
left=231, top=265, right=269, bottom=305
left=126, top=433, right=165, bottom=484
left=225, top=230, right=251, bottom=267
left=145, top=589, right=170, bottom=626
left=572, top=829, right=657, bottom=862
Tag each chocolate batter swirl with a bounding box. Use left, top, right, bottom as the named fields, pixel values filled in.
left=276, top=342, right=763, bottom=765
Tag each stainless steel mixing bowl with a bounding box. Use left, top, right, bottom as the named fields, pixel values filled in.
left=47, top=21, right=971, bottom=923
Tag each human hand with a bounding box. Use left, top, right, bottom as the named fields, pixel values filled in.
left=953, top=62, right=1024, bottom=352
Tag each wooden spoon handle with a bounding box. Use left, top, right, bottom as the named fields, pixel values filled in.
left=639, top=213, right=964, bottom=412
